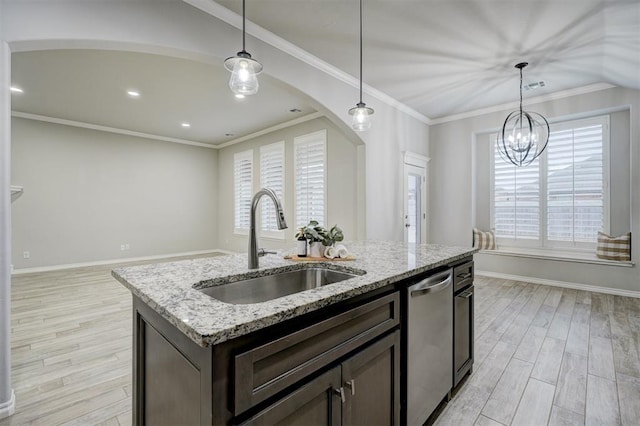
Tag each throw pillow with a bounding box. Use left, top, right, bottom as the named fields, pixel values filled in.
left=596, top=231, right=631, bottom=261
left=473, top=228, right=496, bottom=250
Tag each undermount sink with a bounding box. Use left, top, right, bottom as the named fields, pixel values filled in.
left=197, top=267, right=362, bottom=304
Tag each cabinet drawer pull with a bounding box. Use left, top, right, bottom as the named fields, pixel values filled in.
left=345, top=379, right=356, bottom=396
left=457, top=273, right=472, bottom=280
left=334, top=387, right=346, bottom=403
left=457, top=290, right=473, bottom=299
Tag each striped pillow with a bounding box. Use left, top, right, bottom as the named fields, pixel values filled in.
left=597, top=232, right=631, bottom=261
left=473, top=228, right=496, bottom=250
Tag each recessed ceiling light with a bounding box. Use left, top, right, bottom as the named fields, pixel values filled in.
left=10, top=86, right=23, bottom=94
left=181, top=122, right=191, bottom=128
left=127, top=90, right=140, bottom=97
left=225, top=133, right=234, bottom=137
left=289, top=108, right=302, bottom=113
left=235, top=94, right=245, bottom=99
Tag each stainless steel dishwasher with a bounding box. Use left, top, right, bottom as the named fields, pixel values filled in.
left=405, top=268, right=453, bottom=425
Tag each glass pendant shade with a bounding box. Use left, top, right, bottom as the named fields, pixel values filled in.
left=348, top=0, right=374, bottom=131
left=349, top=102, right=374, bottom=131
left=497, top=62, right=549, bottom=167
left=224, top=52, right=262, bottom=96
left=224, top=0, right=262, bottom=96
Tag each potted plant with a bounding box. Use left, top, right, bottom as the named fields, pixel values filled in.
left=322, top=225, right=344, bottom=247
left=295, top=220, right=328, bottom=257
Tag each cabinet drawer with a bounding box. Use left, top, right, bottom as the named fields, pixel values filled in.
left=453, top=261, right=474, bottom=293
left=233, top=292, right=400, bottom=415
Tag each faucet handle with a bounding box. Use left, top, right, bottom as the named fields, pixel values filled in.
left=258, top=248, right=277, bottom=257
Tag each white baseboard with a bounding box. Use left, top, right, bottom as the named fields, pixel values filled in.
left=11, top=249, right=232, bottom=275
left=0, top=390, right=15, bottom=419
left=476, top=270, right=640, bottom=298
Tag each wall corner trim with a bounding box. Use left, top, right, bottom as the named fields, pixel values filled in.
left=476, top=270, right=640, bottom=299
left=0, top=390, right=15, bottom=419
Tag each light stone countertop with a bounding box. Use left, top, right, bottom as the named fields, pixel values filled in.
left=112, top=241, right=477, bottom=347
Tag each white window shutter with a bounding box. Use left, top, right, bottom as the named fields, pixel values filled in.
left=294, top=130, right=327, bottom=228
left=493, top=148, right=540, bottom=241
left=547, top=122, right=604, bottom=244
left=234, top=150, right=253, bottom=234
left=260, top=142, right=285, bottom=238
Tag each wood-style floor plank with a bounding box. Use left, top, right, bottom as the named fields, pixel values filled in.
left=511, top=378, right=555, bottom=426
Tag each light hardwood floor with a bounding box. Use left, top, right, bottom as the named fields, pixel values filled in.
left=435, top=277, right=640, bottom=426
left=1, top=260, right=639, bottom=425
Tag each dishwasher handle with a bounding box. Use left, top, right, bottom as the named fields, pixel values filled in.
left=410, top=270, right=452, bottom=297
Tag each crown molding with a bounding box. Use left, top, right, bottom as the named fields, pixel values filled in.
left=183, top=0, right=430, bottom=125
left=216, top=111, right=323, bottom=149
left=429, top=83, right=616, bottom=125
left=11, top=112, right=217, bottom=149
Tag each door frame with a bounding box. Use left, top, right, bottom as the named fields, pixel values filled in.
left=403, top=152, right=430, bottom=244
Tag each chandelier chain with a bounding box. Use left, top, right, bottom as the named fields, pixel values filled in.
left=519, top=65, right=523, bottom=114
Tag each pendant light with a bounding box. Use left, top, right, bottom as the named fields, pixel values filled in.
left=224, top=0, right=263, bottom=96
left=348, top=0, right=374, bottom=131
left=497, top=62, right=549, bottom=167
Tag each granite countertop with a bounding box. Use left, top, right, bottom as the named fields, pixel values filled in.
left=112, top=241, right=477, bottom=347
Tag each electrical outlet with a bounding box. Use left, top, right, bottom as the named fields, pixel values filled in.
left=23, top=251, right=30, bottom=259
left=125, top=243, right=130, bottom=250
left=120, top=244, right=125, bottom=251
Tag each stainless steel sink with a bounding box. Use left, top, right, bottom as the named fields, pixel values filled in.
left=197, top=267, right=361, bottom=304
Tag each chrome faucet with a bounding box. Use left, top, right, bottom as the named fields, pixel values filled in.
left=249, top=188, right=288, bottom=269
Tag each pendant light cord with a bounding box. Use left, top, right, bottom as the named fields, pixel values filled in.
left=359, top=0, right=363, bottom=104
left=242, top=0, right=246, bottom=52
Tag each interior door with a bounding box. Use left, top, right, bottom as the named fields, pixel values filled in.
left=403, top=163, right=427, bottom=244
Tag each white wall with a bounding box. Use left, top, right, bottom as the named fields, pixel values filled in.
left=429, top=87, right=640, bottom=292
left=11, top=118, right=218, bottom=269
left=217, top=117, right=363, bottom=253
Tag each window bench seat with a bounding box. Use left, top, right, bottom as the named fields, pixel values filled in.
left=477, top=247, right=634, bottom=267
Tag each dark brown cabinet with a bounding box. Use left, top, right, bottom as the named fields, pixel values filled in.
left=132, top=288, right=401, bottom=425
left=453, top=260, right=474, bottom=387
left=240, top=367, right=343, bottom=426
left=243, top=331, right=400, bottom=426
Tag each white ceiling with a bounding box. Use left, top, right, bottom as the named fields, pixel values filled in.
left=10, top=49, right=317, bottom=146
left=217, top=0, right=640, bottom=119
left=9, top=1, right=639, bottom=143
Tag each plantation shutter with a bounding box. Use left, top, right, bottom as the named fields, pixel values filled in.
left=260, top=142, right=285, bottom=236
left=493, top=142, right=540, bottom=240
left=234, top=150, right=253, bottom=233
left=547, top=119, right=604, bottom=244
left=294, top=130, right=326, bottom=228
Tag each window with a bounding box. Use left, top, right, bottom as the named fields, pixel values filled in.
left=260, top=142, right=285, bottom=238
left=492, top=115, right=609, bottom=250
left=234, top=150, right=253, bottom=234
left=294, top=130, right=327, bottom=228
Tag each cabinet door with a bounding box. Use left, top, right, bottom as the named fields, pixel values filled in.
left=240, top=367, right=342, bottom=426
left=341, top=331, right=401, bottom=426
left=454, top=286, right=474, bottom=387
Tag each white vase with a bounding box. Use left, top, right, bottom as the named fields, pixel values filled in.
left=309, top=242, right=324, bottom=258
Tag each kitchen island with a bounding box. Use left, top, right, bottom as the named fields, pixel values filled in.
left=113, top=241, right=477, bottom=425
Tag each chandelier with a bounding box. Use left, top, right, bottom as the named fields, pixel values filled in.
left=497, top=62, right=549, bottom=167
